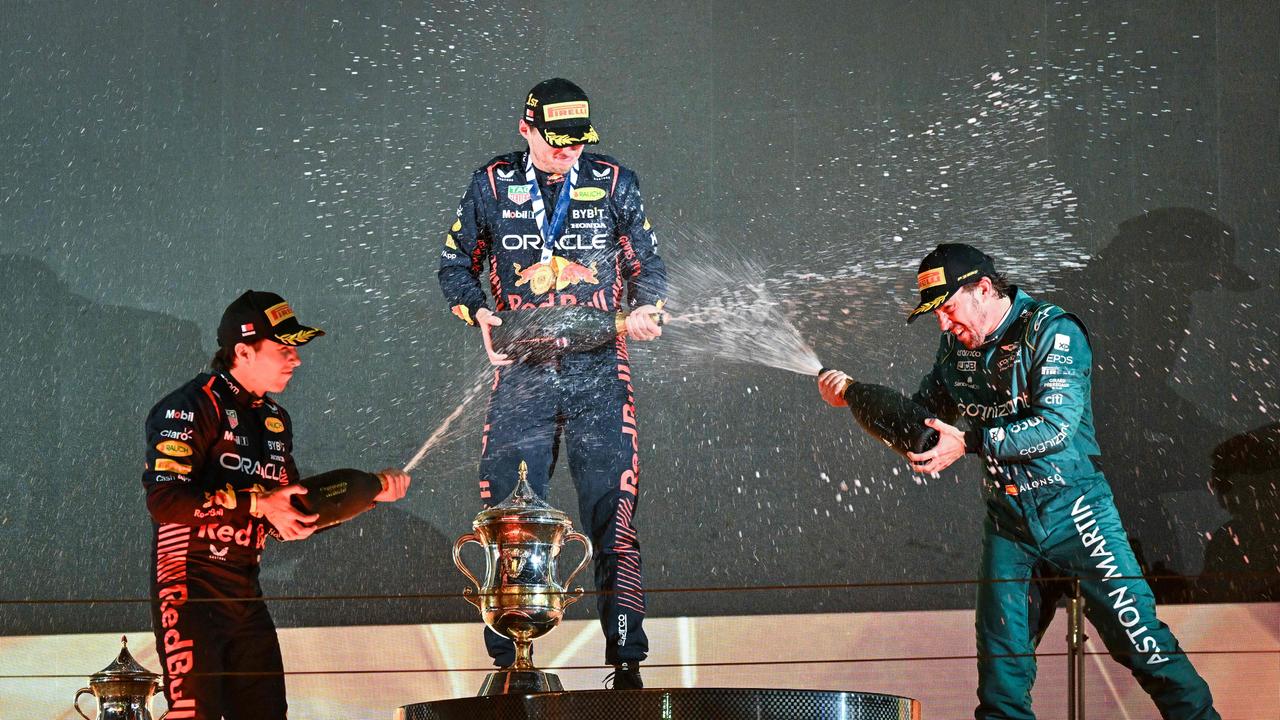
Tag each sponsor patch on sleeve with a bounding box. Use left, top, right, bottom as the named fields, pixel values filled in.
left=156, top=440, right=193, bottom=457
left=154, top=458, right=193, bottom=475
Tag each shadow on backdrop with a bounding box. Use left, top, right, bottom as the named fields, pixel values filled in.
left=0, top=254, right=463, bottom=633
left=0, top=253, right=205, bottom=634
left=1197, top=419, right=1280, bottom=602
left=1045, top=208, right=1264, bottom=602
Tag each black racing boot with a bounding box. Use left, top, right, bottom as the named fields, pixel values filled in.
left=604, top=662, right=643, bottom=690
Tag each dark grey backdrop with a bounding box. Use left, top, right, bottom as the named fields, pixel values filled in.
left=2, top=0, right=1277, bottom=635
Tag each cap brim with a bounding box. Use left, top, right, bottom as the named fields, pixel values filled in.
left=270, top=325, right=325, bottom=346
left=906, top=292, right=949, bottom=324
left=539, top=123, right=600, bottom=147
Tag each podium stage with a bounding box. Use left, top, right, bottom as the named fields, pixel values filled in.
left=397, top=687, right=921, bottom=720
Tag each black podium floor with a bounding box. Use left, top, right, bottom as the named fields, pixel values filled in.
left=397, top=687, right=921, bottom=720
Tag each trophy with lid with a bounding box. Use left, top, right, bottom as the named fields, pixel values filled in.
left=453, top=461, right=593, bottom=695
left=73, top=636, right=167, bottom=720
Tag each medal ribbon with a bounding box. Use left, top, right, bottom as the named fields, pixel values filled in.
left=525, top=153, right=578, bottom=265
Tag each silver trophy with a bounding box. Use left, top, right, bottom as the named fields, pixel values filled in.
left=74, top=636, right=167, bottom=720
left=453, top=461, right=592, bottom=695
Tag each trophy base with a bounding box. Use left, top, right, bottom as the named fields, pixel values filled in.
left=478, top=669, right=564, bottom=696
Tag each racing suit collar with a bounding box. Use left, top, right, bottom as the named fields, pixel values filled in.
left=523, top=150, right=580, bottom=181
left=977, top=286, right=1031, bottom=348
left=216, top=370, right=268, bottom=408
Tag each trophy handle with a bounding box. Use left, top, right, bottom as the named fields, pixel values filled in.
left=73, top=688, right=94, bottom=720
left=560, top=531, right=594, bottom=608
left=452, top=533, right=484, bottom=609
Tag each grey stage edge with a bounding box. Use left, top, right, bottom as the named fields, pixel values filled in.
left=395, top=688, right=921, bottom=719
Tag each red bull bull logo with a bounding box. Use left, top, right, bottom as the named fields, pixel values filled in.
left=513, top=256, right=599, bottom=295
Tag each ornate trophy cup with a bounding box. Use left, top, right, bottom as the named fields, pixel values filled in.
left=453, top=461, right=593, bottom=695
left=74, top=636, right=167, bottom=720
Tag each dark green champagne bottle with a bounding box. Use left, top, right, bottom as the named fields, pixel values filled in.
left=492, top=306, right=631, bottom=362
left=821, top=368, right=940, bottom=457
left=290, top=468, right=384, bottom=529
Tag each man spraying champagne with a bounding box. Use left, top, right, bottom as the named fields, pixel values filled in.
left=817, top=243, right=1218, bottom=719
left=438, top=78, right=667, bottom=689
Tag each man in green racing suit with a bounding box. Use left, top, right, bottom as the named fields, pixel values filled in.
left=819, top=243, right=1218, bottom=719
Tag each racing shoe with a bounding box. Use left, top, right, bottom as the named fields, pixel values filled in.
left=604, top=662, right=643, bottom=690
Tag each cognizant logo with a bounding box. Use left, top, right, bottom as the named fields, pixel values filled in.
left=956, top=394, right=1028, bottom=420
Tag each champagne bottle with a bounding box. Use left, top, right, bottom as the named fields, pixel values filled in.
left=493, top=306, right=658, bottom=362
left=290, top=468, right=384, bottom=529
left=820, top=368, right=940, bottom=457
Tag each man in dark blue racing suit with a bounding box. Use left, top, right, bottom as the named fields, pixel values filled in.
left=819, top=244, right=1218, bottom=719
left=438, top=78, right=667, bottom=689
left=143, top=291, right=410, bottom=719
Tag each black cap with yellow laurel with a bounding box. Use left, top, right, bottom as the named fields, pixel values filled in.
left=217, top=290, right=326, bottom=348
left=523, top=78, right=600, bottom=148
left=906, top=243, right=998, bottom=324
